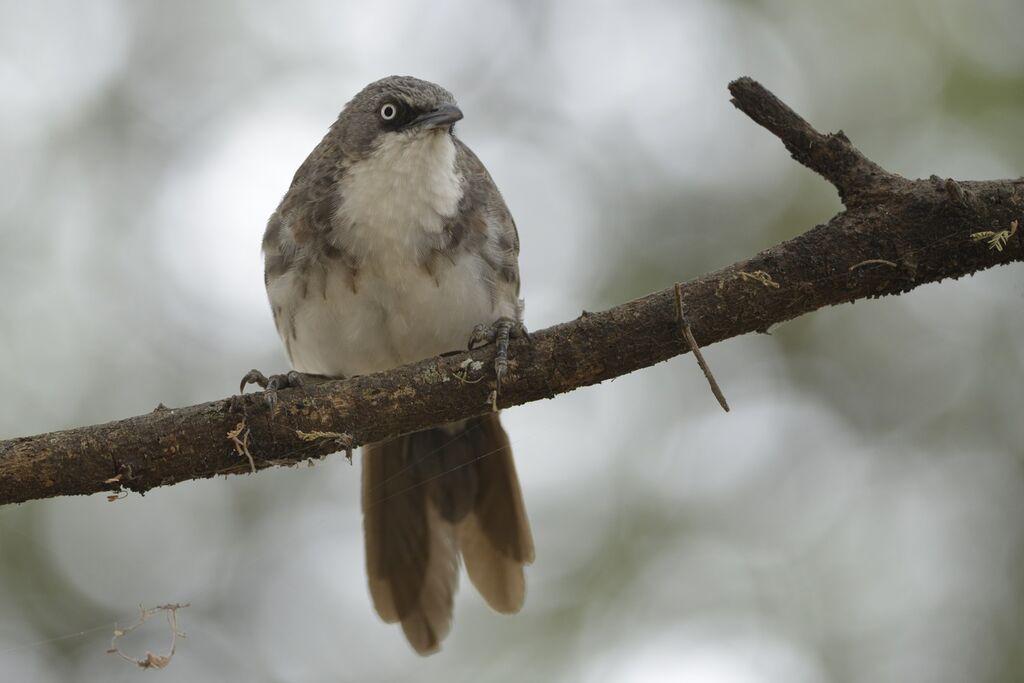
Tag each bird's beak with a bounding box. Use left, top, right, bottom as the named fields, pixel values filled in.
left=412, top=104, right=463, bottom=130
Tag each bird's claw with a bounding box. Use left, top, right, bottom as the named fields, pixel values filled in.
left=239, top=369, right=305, bottom=410
left=467, top=317, right=528, bottom=394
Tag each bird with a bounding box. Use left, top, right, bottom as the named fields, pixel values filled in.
left=242, top=76, right=534, bottom=655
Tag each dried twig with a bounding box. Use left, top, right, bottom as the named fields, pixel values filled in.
left=227, top=419, right=255, bottom=474
left=675, top=283, right=730, bottom=412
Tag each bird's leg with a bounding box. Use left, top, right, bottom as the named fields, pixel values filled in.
left=239, top=369, right=331, bottom=410
left=468, top=317, right=528, bottom=393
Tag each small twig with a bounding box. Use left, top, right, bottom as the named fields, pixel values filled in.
left=296, top=430, right=354, bottom=464
left=728, top=77, right=888, bottom=200
left=675, top=283, right=730, bottom=412
left=227, top=419, right=256, bottom=473
left=107, top=603, right=189, bottom=670
left=849, top=259, right=898, bottom=271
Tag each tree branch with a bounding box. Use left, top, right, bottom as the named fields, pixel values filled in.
left=2, top=78, right=1021, bottom=506
left=729, top=76, right=891, bottom=203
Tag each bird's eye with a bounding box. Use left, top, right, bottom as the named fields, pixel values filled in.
left=379, top=103, right=398, bottom=121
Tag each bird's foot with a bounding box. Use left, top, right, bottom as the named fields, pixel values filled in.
left=467, top=317, right=528, bottom=394
left=239, top=369, right=328, bottom=411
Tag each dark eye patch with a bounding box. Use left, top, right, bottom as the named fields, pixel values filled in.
left=378, top=101, right=421, bottom=129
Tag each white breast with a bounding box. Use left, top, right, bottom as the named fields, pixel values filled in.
left=335, top=131, right=463, bottom=264
left=278, top=254, right=503, bottom=378
left=272, top=131, right=511, bottom=378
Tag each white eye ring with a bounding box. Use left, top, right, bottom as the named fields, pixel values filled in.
left=379, top=103, right=398, bottom=120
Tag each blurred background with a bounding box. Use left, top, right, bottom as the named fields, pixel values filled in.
left=1, top=0, right=1023, bottom=681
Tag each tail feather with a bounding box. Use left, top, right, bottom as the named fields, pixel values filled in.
left=458, top=415, right=534, bottom=613
left=397, top=502, right=458, bottom=655
left=361, top=413, right=532, bottom=654
left=361, top=436, right=431, bottom=624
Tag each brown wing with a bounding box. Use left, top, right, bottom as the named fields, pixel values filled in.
left=451, top=138, right=523, bottom=311
left=261, top=127, right=359, bottom=354
left=261, top=130, right=342, bottom=282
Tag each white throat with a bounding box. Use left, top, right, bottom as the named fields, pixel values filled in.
left=335, top=131, right=463, bottom=264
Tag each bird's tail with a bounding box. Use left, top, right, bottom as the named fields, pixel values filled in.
left=361, top=412, right=534, bottom=655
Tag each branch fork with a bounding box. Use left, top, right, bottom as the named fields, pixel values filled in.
left=1, top=78, right=1020, bottom=505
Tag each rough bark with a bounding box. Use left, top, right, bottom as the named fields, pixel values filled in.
left=1, top=77, right=1021, bottom=506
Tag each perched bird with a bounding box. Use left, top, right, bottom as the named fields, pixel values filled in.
left=243, top=76, right=534, bottom=654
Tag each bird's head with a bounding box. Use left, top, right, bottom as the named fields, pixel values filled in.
left=333, top=76, right=463, bottom=160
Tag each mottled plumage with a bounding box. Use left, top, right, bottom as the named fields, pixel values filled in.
left=260, top=76, right=533, bottom=654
